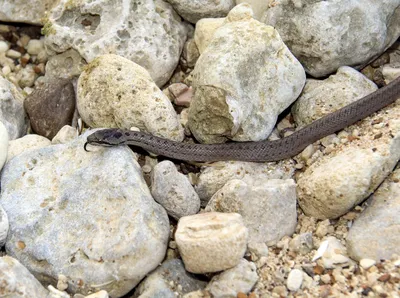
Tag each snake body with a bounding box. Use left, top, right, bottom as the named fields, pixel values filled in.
left=85, top=75, right=400, bottom=162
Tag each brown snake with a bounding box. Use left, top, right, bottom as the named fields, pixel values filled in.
left=85, top=75, right=400, bottom=162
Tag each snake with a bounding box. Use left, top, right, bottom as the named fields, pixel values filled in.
left=85, top=75, right=400, bottom=162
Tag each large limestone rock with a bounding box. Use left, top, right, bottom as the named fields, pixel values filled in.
left=0, top=0, right=60, bottom=25
left=188, top=4, right=305, bottom=143
left=43, top=0, right=188, bottom=86
left=77, top=54, right=184, bottom=141
left=0, top=131, right=170, bottom=297
left=262, top=0, right=400, bottom=77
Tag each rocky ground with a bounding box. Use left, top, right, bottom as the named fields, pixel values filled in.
left=0, top=1, right=400, bottom=298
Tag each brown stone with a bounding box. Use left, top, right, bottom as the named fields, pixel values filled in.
left=24, top=79, right=75, bottom=139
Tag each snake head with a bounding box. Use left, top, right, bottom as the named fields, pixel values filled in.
left=84, top=129, right=128, bottom=151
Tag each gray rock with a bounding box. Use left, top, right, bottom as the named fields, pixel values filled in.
left=133, top=259, right=207, bottom=297
left=262, top=0, right=400, bottom=77
left=205, top=178, right=297, bottom=245
left=0, top=131, right=169, bottom=297
left=165, top=0, right=235, bottom=23
left=43, top=0, right=188, bottom=87
left=188, top=4, right=305, bottom=143
left=24, top=79, right=76, bottom=139
left=7, top=134, right=51, bottom=162
left=0, top=205, right=8, bottom=247
left=0, top=0, right=60, bottom=25
left=77, top=54, right=184, bottom=141
left=0, top=120, right=7, bottom=170
left=0, top=76, right=26, bottom=140
left=0, top=256, right=49, bottom=297
left=205, top=259, right=258, bottom=298
left=151, top=161, right=200, bottom=220
left=347, top=167, right=400, bottom=261
left=289, top=233, right=313, bottom=255
left=45, top=49, right=87, bottom=80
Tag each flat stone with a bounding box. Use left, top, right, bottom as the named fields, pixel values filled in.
left=24, top=79, right=75, bottom=139
left=175, top=212, right=248, bottom=273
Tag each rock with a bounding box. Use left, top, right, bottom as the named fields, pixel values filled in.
left=0, top=76, right=26, bottom=140
left=289, top=233, right=313, bottom=255
left=262, top=0, right=400, bottom=77
left=297, top=100, right=400, bottom=219
left=24, top=79, right=76, bottom=139
left=168, top=83, right=193, bottom=107
left=7, top=134, right=51, bottom=162
left=286, top=269, right=304, bottom=292
left=44, top=0, right=188, bottom=87
left=195, top=160, right=294, bottom=205
left=175, top=212, right=248, bottom=273
left=205, top=259, right=258, bottom=298
left=45, top=49, right=87, bottom=80
left=247, top=242, right=268, bottom=261
left=151, top=161, right=200, bottom=220
left=347, top=167, right=400, bottom=261
left=52, top=125, right=78, bottom=144
left=84, top=290, right=109, bottom=298
left=182, top=39, right=200, bottom=68
left=16, top=65, right=38, bottom=88
left=235, top=0, right=268, bottom=20
left=6, top=49, right=21, bottom=59
left=312, top=237, right=350, bottom=269
left=382, top=63, right=400, bottom=84
left=0, top=131, right=169, bottom=297
left=77, top=54, right=184, bottom=141
left=0, top=256, right=49, bottom=297
left=359, top=259, right=377, bottom=270
left=0, top=120, right=8, bottom=170
left=0, top=0, right=60, bottom=25
left=0, top=205, right=8, bottom=247
left=188, top=4, right=305, bottom=143
left=26, top=39, right=44, bottom=55
left=0, top=40, right=9, bottom=52
left=292, top=67, right=378, bottom=127
left=194, top=17, right=225, bottom=54
left=205, top=178, right=297, bottom=245
left=165, top=0, right=235, bottom=23
left=133, top=259, right=207, bottom=297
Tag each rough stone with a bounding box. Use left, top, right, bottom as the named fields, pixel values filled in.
left=235, top=0, right=269, bottom=20
left=0, top=76, right=26, bottom=140
left=205, top=259, right=258, bottom=298
left=24, top=79, right=76, bottom=139
left=188, top=4, right=305, bottom=143
left=77, top=54, right=184, bottom=141
left=133, top=259, right=207, bottom=297
left=26, top=39, right=44, bottom=56
left=7, top=134, right=51, bottom=162
left=45, top=49, right=87, bottom=80
left=52, top=125, right=78, bottom=144
left=347, top=167, right=400, bottom=261
left=44, top=0, right=188, bottom=86
left=194, top=17, right=225, bottom=54
left=165, top=0, right=235, bottom=23
left=0, top=256, right=49, bottom=297
left=151, top=160, right=200, bottom=220
left=0, top=131, right=170, bottom=297
left=262, top=0, right=400, bottom=77
left=0, top=205, right=8, bottom=247
left=205, top=178, right=297, bottom=245
left=175, top=212, right=248, bottom=273
left=0, top=120, right=7, bottom=170
left=292, top=67, right=378, bottom=127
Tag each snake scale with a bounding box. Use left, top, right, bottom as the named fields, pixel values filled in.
left=85, top=75, right=400, bottom=162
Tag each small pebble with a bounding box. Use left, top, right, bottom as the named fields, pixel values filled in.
left=360, top=259, right=377, bottom=270
left=18, top=35, right=30, bottom=47
left=6, top=49, right=22, bottom=59
left=2, top=65, right=11, bottom=76
left=287, top=269, right=303, bottom=291
left=0, top=40, right=9, bottom=53
left=26, top=39, right=44, bottom=55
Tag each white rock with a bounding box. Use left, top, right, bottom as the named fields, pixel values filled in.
left=166, top=0, right=235, bottom=23
left=26, top=39, right=44, bottom=55
left=0, top=256, right=49, bottom=297
left=47, top=285, right=70, bottom=298
left=262, top=0, right=400, bottom=77
left=314, top=237, right=350, bottom=269
left=0, top=0, right=59, bottom=25
left=205, top=259, right=258, bottom=297
left=52, top=125, right=78, bottom=144
left=84, top=290, right=109, bottom=298
left=188, top=4, right=306, bottom=143
left=44, top=0, right=188, bottom=86
left=195, top=160, right=294, bottom=205
left=0, top=76, right=26, bottom=140
left=247, top=242, right=269, bottom=260
left=7, top=134, right=51, bottom=162
left=235, top=0, right=269, bottom=20
left=286, top=269, right=304, bottom=292
left=77, top=54, right=184, bottom=141
left=205, top=178, right=297, bottom=245
left=382, top=64, right=400, bottom=84
left=45, top=49, right=86, bottom=80
left=0, top=205, right=8, bottom=247
left=297, top=100, right=400, bottom=219
left=347, top=168, right=400, bottom=261
left=6, top=49, right=21, bottom=59
left=0, top=131, right=169, bottom=297
left=16, top=65, right=37, bottom=88
left=292, top=67, right=378, bottom=127
left=0, top=120, right=8, bottom=170
left=194, top=17, right=225, bottom=54
left=0, top=40, right=9, bottom=52
left=175, top=212, right=248, bottom=273
left=359, top=259, right=377, bottom=270
left=151, top=161, right=200, bottom=220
